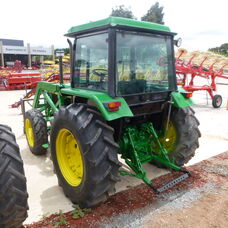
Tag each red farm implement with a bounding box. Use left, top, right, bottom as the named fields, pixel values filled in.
left=0, top=61, right=43, bottom=90
left=10, top=73, right=70, bottom=108
left=1, top=72, right=43, bottom=90
left=175, top=49, right=228, bottom=108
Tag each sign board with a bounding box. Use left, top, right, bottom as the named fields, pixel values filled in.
left=0, top=45, right=52, bottom=56
left=31, top=47, right=52, bottom=55
left=2, top=46, right=27, bottom=54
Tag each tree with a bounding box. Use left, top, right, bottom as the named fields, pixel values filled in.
left=110, top=5, right=136, bottom=19
left=141, top=2, right=164, bottom=24
left=209, top=43, right=228, bottom=57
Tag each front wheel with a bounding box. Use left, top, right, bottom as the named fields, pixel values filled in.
left=159, top=107, right=201, bottom=166
left=50, top=104, right=121, bottom=208
left=25, top=109, right=48, bottom=155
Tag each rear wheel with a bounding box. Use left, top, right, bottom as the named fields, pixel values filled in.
left=158, top=107, right=201, bottom=166
left=50, top=104, right=121, bottom=208
left=25, top=109, right=48, bottom=155
left=0, top=125, right=28, bottom=228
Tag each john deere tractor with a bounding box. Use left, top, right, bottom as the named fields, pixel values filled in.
left=24, top=17, right=200, bottom=208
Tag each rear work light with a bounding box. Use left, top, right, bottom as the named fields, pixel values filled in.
left=181, top=92, right=193, bottom=98
left=103, top=101, right=121, bottom=111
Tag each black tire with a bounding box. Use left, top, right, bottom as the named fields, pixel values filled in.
left=212, top=94, right=222, bottom=108
left=0, top=125, right=28, bottom=228
left=50, top=104, right=121, bottom=208
left=158, top=107, right=201, bottom=166
left=25, top=109, right=48, bottom=155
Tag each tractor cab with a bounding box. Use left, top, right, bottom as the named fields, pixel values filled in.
left=67, top=17, right=177, bottom=102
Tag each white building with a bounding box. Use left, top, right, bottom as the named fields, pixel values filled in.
left=0, top=38, right=54, bottom=67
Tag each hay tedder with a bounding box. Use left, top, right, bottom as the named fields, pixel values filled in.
left=24, top=17, right=201, bottom=208
left=176, top=49, right=228, bottom=108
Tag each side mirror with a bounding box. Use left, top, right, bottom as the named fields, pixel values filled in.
left=174, top=38, right=182, bottom=47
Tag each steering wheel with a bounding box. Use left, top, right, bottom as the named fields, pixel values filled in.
left=92, top=69, right=108, bottom=80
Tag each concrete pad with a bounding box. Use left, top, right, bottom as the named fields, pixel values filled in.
left=0, top=78, right=227, bottom=224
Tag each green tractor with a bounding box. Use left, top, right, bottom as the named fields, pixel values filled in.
left=24, top=17, right=200, bottom=208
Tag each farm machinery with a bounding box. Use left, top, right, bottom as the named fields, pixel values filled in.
left=175, top=49, right=228, bottom=108
left=0, top=71, right=43, bottom=90
left=0, top=58, right=70, bottom=91
left=0, top=60, right=42, bottom=90
left=0, top=63, right=43, bottom=90
left=10, top=73, right=70, bottom=108
left=24, top=17, right=201, bottom=208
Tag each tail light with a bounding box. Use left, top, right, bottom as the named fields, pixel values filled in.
left=103, top=101, right=121, bottom=111
left=181, top=92, right=193, bottom=98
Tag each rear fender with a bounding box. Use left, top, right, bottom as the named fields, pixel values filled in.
left=171, top=88, right=194, bottom=108
left=61, top=88, right=133, bottom=121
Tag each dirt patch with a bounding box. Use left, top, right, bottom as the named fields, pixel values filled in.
left=25, top=151, right=228, bottom=228
left=143, top=186, right=228, bottom=228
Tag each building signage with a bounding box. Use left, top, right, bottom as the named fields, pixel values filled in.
left=2, top=46, right=27, bottom=54
left=31, top=47, right=52, bottom=55
left=0, top=45, right=52, bottom=55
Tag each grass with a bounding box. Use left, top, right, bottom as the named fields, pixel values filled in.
left=70, top=204, right=92, bottom=219
left=53, top=205, right=92, bottom=226
left=54, top=210, right=69, bottom=226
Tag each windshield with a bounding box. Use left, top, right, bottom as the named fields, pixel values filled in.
left=74, top=32, right=108, bottom=91
left=116, top=31, right=175, bottom=95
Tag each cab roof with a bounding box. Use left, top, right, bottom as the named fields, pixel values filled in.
left=66, top=17, right=174, bottom=37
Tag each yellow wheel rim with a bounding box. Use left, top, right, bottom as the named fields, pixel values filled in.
left=159, top=120, right=177, bottom=153
left=56, top=128, right=83, bottom=187
left=25, top=119, right=35, bottom=147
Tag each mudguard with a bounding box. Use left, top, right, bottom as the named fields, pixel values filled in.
left=171, top=88, right=194, bottom=108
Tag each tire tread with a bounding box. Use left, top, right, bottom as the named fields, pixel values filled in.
left=25, top=109, right=48, bottom=155
left=51, top=104, right=120, bottom=208
left=0, top=125, right=28, bottom=228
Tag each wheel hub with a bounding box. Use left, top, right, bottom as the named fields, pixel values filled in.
left=56, top=129, right=84, bottom=187
left=25, top=119, right=34, bottom=147
left=159, top=120, right=177, bottom=153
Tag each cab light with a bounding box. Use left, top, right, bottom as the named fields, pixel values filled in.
left=103, top=101, right=121, bottom=111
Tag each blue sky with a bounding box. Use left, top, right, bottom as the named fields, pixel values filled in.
left=0, top=0, right=227, bottom=51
